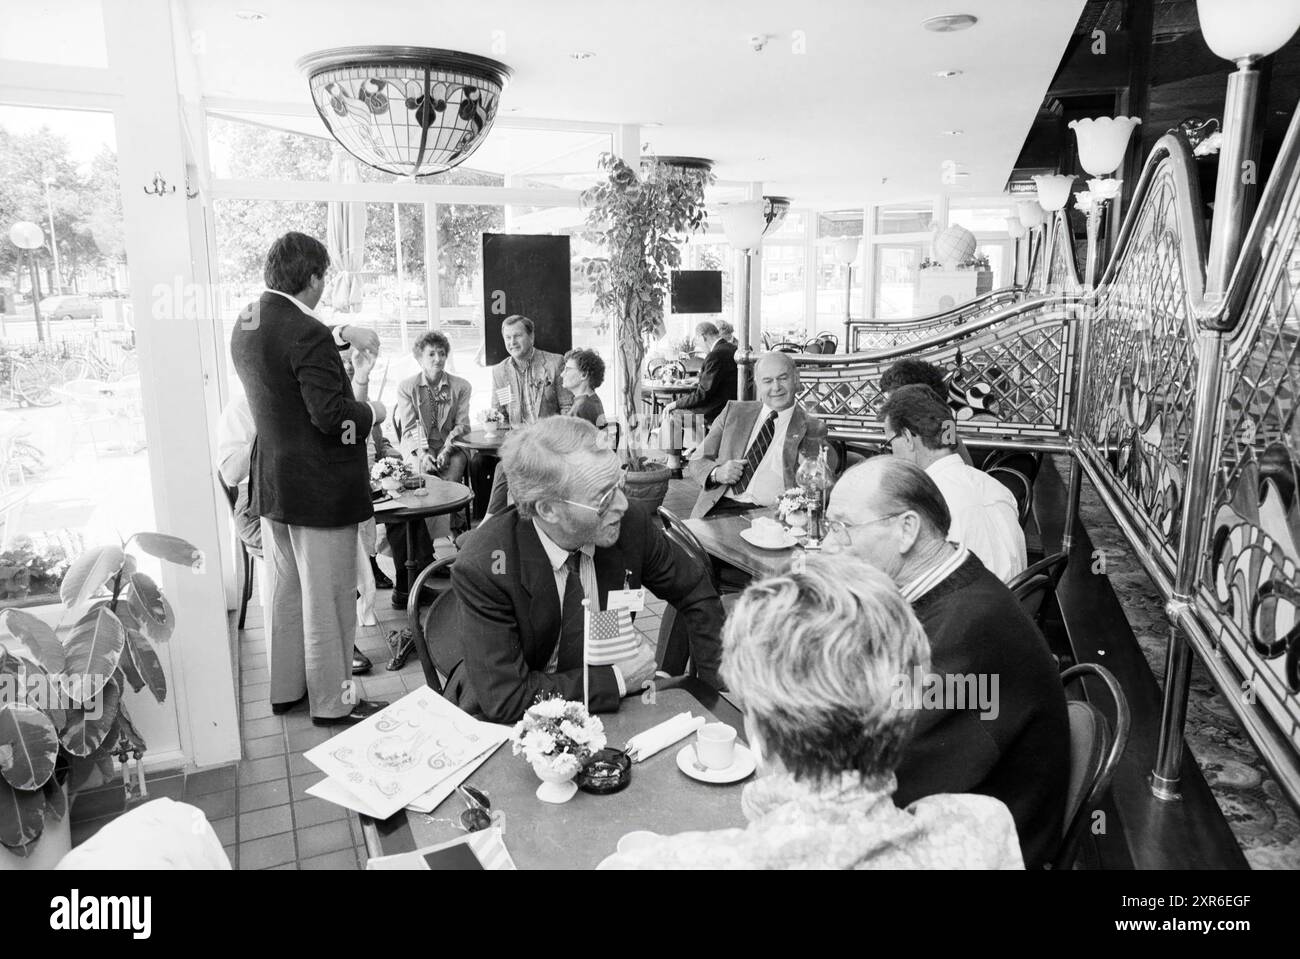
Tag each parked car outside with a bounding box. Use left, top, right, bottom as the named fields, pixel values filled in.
left=38, top=295, right=102, bottom=321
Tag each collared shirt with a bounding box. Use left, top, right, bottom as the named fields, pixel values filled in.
left=924, top=454, right=1027, bottom=583
left=731, top=404, right=795, bottom=506
left=900, top=545, right=971, bottom=604
left=507, top=349, right=548, bottom=424
left=533, top=522, right=632, bottom=693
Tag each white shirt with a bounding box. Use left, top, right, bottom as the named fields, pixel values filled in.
left=730, top=404, right=795, bottom=506
left=217, top=394, right=256, bottom=487
left=925, top=454, right=1027, bottom=583
left=533, top=522, right=630, bottom=696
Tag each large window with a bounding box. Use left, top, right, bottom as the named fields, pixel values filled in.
left=0, top=104, right=153, bottom=591
left=815, top=211, right=863, bottom=332
left=873, top=245, right=924, bottom=318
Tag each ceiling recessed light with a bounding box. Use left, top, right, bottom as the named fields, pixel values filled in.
left=923, top=14, right=978, bottom=32
left=935, top=69, right=963, bottom=78
left=234, top=9, right=265, bottom=21
left=570, top=51, right=596, bottom=61
left=942, top=129, right=964, bottom=136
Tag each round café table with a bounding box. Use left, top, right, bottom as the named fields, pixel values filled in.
left=452, top=429, right=507, bottom=519
left=374, top=477, right=473, bottom=593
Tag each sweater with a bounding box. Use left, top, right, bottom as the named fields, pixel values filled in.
left=893, top=553, right=1070, bottom=870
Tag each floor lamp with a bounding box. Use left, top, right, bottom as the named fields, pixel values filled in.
left=834, top=237, right=861, bottom=349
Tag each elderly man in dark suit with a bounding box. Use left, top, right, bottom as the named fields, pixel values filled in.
left=824, top=456, right=1069, bottom=869
left=686, top=351, right=830, bottom=518
left=662, top=320, right=737, bottom=430
left=230, top=231, right=387, bottom=726
left=446, top=417, right=725, bottom=724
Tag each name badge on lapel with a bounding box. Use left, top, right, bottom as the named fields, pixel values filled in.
left=606, top=588, right=646, bottom=614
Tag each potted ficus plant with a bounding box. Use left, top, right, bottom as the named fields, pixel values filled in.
left=0, top=530, right=194, bottom=867
left=582, top=153, right=713, bottom=511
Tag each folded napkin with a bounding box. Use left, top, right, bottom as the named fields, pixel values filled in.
left=625, top=712, right=705, bottom=763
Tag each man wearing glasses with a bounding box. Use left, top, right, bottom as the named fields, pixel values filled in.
left=445, top=417, right=725, bottom=723
left=823, top=456, right=1068, bottom=870
left=686, top=352, right=830, bottom=518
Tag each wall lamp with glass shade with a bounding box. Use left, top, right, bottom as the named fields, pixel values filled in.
left=1004, top=216, right=1027, bottom=286
left=1031, top=175, right=1076, bottom=294
left=1066, top=116, right=1140, bottom=287
left=1147, top=0, right=1300, bottom=807
left=721, top=200, right=768, bottom=398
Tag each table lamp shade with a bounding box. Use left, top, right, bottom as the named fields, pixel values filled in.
left=1069, top=117, right=1141, bottom=177
left=1033, top=175, right=1076, bottom=212
left=721, top=201, right=767, bottom=250
left=1196, top=0, right=1300, bottom=60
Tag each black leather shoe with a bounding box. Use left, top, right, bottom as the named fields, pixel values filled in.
left=270, top=695, right=307, bottom=715
left=391, top=591, right=408, bottom=610
left=352, top=650, right=373, bottom=675
left=312, top=699, right=389, bottom=727
left=370, top=560, right=394, bottom=590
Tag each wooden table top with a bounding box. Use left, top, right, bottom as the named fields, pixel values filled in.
left=684, top=506, right=809, bottom=580
left=361, top=680, right=749, bottom=869
left=453, top=429, right=508, bottom=451
left=372, top=476, right=472, bottom=521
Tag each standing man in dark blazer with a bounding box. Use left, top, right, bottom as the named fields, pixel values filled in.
left=662, top=321, right=737, bottom=429
left=686, top=352, right=830, bottom=518
left=230, top=231, right=388, bottom=726
left=825, top=456, right=1069, bottom=869
left=444, top=417, right=725, bottom=724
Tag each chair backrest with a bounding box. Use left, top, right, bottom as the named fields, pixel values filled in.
left=1007, top=550, right=1068, bottom=628
left=981, top=449, right=1043, bottom=481
left=657, top=506, right=718, bottom=593
left=801, top=337, right=825, bottom=355
left=681, top=355, right=705, bottom=375
left=771, top=341, right=803, bottom=354
left=1053, top=663, right=1131, bottom=870
left=409, top=556, right=462, bottom=693
left=814, top=331, right=839, bottom=354
left=986, top=464, right=1034, bottom=527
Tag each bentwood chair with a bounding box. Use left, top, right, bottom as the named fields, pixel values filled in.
left=1051, top=663, right=1130, bottom=870
left=407, top=555, right=462, bottom=694
left=1007, top=550, right=1069, bottom=629
left=656, top=506, right=744, bottom=675
left=981, top=449, right=1041, bottom=528
left=770, top=341, right=804, bottom=354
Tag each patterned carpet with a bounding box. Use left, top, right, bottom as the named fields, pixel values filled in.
left=1077, top=475, right=1300, bottom=870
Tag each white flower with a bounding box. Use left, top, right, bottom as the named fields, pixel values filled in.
left=528, top=699, right=568, bottom=720
left=559, top=720, right=591, bottom=745
left=523, top=729, right=556, bottom=757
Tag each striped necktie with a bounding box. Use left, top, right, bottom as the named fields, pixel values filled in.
left=733, top=410, right=778, bottom=494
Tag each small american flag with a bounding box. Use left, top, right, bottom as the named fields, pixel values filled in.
left=584, top=608, right=639, bottom=666
left=495, top=386, right=513, bottom=407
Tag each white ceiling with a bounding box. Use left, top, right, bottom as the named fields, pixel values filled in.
left=184, top=0, right=1086, bottom=208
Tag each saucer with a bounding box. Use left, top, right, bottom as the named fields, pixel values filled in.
left=740, top=528, right=798, bottom=550
left=676, top=743, right=757, bottom=784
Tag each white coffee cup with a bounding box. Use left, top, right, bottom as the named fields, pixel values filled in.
left=750, top=518, right=785, bottom=546
left=696, top=722, right=737, bottom=770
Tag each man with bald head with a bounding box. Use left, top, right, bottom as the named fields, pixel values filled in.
left=824, top=456, right=1069, bottom=870
left=686, top=352, right=829, bottom=518
left=445, top=416, right=725, bottom=723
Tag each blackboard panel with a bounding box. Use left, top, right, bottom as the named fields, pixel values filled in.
left=481, top=234, right=572, bottom=365
left=670, top=270, right=722, bottom=314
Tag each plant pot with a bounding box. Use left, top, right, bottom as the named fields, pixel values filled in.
left=532, top=758, right=579, bottom=804
left=0, top=786, right=71, bottom=871
left=624, top=465, right=672, bottom=513
left=380, top=477, right=403, bottom=494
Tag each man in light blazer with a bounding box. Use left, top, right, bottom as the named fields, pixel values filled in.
left=687, top=352, right=831, bottom=519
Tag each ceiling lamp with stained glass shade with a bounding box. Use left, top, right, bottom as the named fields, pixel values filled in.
left=762, top=196, right=792, bottom=235
left=297, top=46, right=512, bottom=178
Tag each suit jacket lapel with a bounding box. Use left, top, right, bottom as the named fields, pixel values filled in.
left=728, top=402, right=763, bottom=460
left=782, top=406, right=808, bottom=486
left=517, top=519, right=562, bottom=664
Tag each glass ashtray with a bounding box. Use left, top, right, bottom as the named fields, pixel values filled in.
left=576, top=748, right=632, bottom=795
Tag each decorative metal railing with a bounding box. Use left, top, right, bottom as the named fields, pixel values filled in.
left=796, top=295, right=1081, bottom=447
left=845, top=286, right=1026, bottom=352
left=780, top=117, right=1300, bottom=808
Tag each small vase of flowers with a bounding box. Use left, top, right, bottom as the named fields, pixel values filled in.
left=512, top=697, right=607, bottom=804
left=483, top=408, right=505, bottom=439
left=776, top=487, right=816, bottom=530
left=371, top=458, right=414, bottom=493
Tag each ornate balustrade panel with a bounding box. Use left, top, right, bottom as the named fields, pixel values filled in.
left=1076, top=150, right=1203, bottom=577
left=795, top=300, right=1079, bottom=446
left=1198, top=167, right=1300, bottom=758
left=848, top=287, right=1025, bottom=352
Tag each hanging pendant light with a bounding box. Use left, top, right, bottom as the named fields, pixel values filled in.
left=298, top=46, right=512, bottom=178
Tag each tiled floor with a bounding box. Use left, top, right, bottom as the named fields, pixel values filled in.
left=70, top=516, right=676, bottom=869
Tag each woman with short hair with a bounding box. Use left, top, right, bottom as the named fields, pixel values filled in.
left=598, top=555, right=1024, bottom=869
left=562, top=348, right=607, bottom=428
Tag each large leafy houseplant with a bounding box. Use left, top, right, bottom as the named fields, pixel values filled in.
left=0, top=531, right=194, bottom=857
left=581, top=153, right=713, bottom=465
